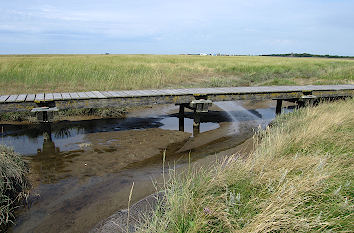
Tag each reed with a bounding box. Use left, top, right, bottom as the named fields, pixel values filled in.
left=0, top=55, right=353, bottom=95
left=0, top=145, right=30, bottom=231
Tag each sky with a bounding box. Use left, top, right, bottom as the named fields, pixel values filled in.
left=0, top=0, right=353, bottom=55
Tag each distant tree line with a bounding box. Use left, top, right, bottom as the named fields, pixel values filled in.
left=261, top=53, right=354, bottom=59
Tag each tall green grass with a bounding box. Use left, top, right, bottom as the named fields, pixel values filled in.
left=0, top=55, right=353, bottom=94
left=0, top=145, right=29, bottom=231
left=140, top=99, right=354, bottom=232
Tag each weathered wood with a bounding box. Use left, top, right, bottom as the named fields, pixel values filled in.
left=77, top=92, right=89, bottom=99
left=26, top=94, right=35, bottom=102
left=156, top=89, right=178, bottom=95
left=276, top=99, right=283, bottom=115
left=0, top=85, right=353, bottom=114
left=69, top=93, right=80, bottom=99
left=53, top=93, right=62, bottom=100
left=6, top=95, right=19, bottom=103
left=85, top=92, right=99, bottom=98
left=171, top=89, right=190, bottom=95
left=61, top=93, right=71, bottom=100
left=179, top=104, right=185, bottom=132
left=0, top=95, right=10, bottom=103
left=15, top=94, right=27, bottom=102
left=35, top=93, right=45, bottom=102
left=92, top=91, right=106, bottom=99
left=108, top=91, right=126, bottom=97
left=123, top=90, right=141, bottom=97
left=100, top=91, right=113, bottom=98
left=131, top=90, right=154, bottom=96
left=45, top=93, right=54, bottom=101
left=146, top=89, right=168, bottom=95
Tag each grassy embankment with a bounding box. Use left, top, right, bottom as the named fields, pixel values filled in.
left=0, top=55, right=353, bottom=95
left=0, top=145, right=29, bottom=231
left=140, top=99, right=353, bottom=232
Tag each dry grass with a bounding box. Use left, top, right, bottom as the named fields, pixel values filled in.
left=140, top=99, right=354, bottom=232
left=0, top=55, right=353, bottom=95
left=0, top=145, right=30, bottom=231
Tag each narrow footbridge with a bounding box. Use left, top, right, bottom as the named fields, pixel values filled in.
left=1, top=84, right=353, bottom=134
left=0, top=85, right=354, bottom=112
left=1, top=85, right=353, bottom=114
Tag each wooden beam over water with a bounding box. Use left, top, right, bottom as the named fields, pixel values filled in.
left=0, top=85, right=353, bottom=113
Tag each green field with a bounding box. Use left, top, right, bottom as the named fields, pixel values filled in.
left=0, top=55, right=353, bottom=95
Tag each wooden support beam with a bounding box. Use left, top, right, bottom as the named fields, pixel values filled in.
left=193, top=110, right=200, bottom=136
left=179, top=104, right=185, bottom=132
left=276, top=99, right=283, bottom=115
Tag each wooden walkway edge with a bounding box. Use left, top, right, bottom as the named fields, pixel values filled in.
left=0, top=85, right=353, bottom=113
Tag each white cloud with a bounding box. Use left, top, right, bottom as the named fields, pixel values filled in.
left=0, top=0, right=353, bottom=54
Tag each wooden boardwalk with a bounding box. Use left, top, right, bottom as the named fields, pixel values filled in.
left=0, top=85, right=353, bottom=113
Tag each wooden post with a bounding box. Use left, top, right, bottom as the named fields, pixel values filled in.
left=179, top=104, right=185, bottom=132
left=276, top=99, right=282, bottom=115
left=41, top=122, right=52, bottom=142
left=193, top=110, right=200, bottom=136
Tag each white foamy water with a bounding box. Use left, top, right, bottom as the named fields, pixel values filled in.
left=214, top=101, right=274, bottom=135
left=214, top=101, right=242, bottom=135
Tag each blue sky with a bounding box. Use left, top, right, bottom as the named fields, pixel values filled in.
left=1, top=0, right=353, bottom=55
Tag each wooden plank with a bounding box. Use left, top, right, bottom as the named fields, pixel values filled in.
left=131, top=90, right=155, bottom=96
left=0, top=95, right=10, bottom=103
left=120, top=90, right=137, bottom=96
left=146, top=90, right=167, bottom=96
left=6, top=95, right=19, bottom=103
left=188, top=88, right=208, bottom=95
left=69, top=93, right=80, bottom=99
left=225, top=87, right=255, bottom=93
left=84, top=92, right=98, bottom=98
left=168, top=89, right=188, bottom=95
left=155, top=89, right=177, bottom=95
left=45, top=93, right=54, bottom=101
left=198, top=88, right=227, bottom=94
left=92, top=91, right=106, bottom=99
left=35, top=93, right=44, bottom=102
left=26, top=94, right=35, bottom=102
left=108, top=91, right=127, bottom=97
left=77, top=92, right=89, bottom=99
left=100, top=91, right=113, bottom=98
left=53, top=93, right=62, bottom=100
left=15, top=94, right=27, bottom=102
left=173, top=89, right=194, bottom=95
left=61, top=93, right=71, bottom=100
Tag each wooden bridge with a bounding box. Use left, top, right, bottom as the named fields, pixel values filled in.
left=1, top=84, right=353, bottom=135
left=1, top=85, right=353, bottom=113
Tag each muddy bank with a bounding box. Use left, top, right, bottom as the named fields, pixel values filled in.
left=90, top=137, right=256, bottom=233
left=11, top=129, right=190, bottom=233
left=6, top=100, right=281, bottom=233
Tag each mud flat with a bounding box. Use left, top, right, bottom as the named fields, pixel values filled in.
left=5, top=100, right=279, bottom=233
left=90, top=136, right=256, bottom=233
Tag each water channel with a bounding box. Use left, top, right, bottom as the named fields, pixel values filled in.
left=1, top=100, right=292, bottom=233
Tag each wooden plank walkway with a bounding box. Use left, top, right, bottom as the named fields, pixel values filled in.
left=0, top=85, right=353, bottom=113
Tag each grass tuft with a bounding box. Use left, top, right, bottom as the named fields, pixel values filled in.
left=0, top=145, right=30, bottom=231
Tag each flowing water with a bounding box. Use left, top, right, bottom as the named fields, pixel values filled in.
left=0, top=100, right=291, bottom=233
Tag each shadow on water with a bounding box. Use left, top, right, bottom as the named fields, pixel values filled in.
left=0, top=100, right=294, bottom=233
